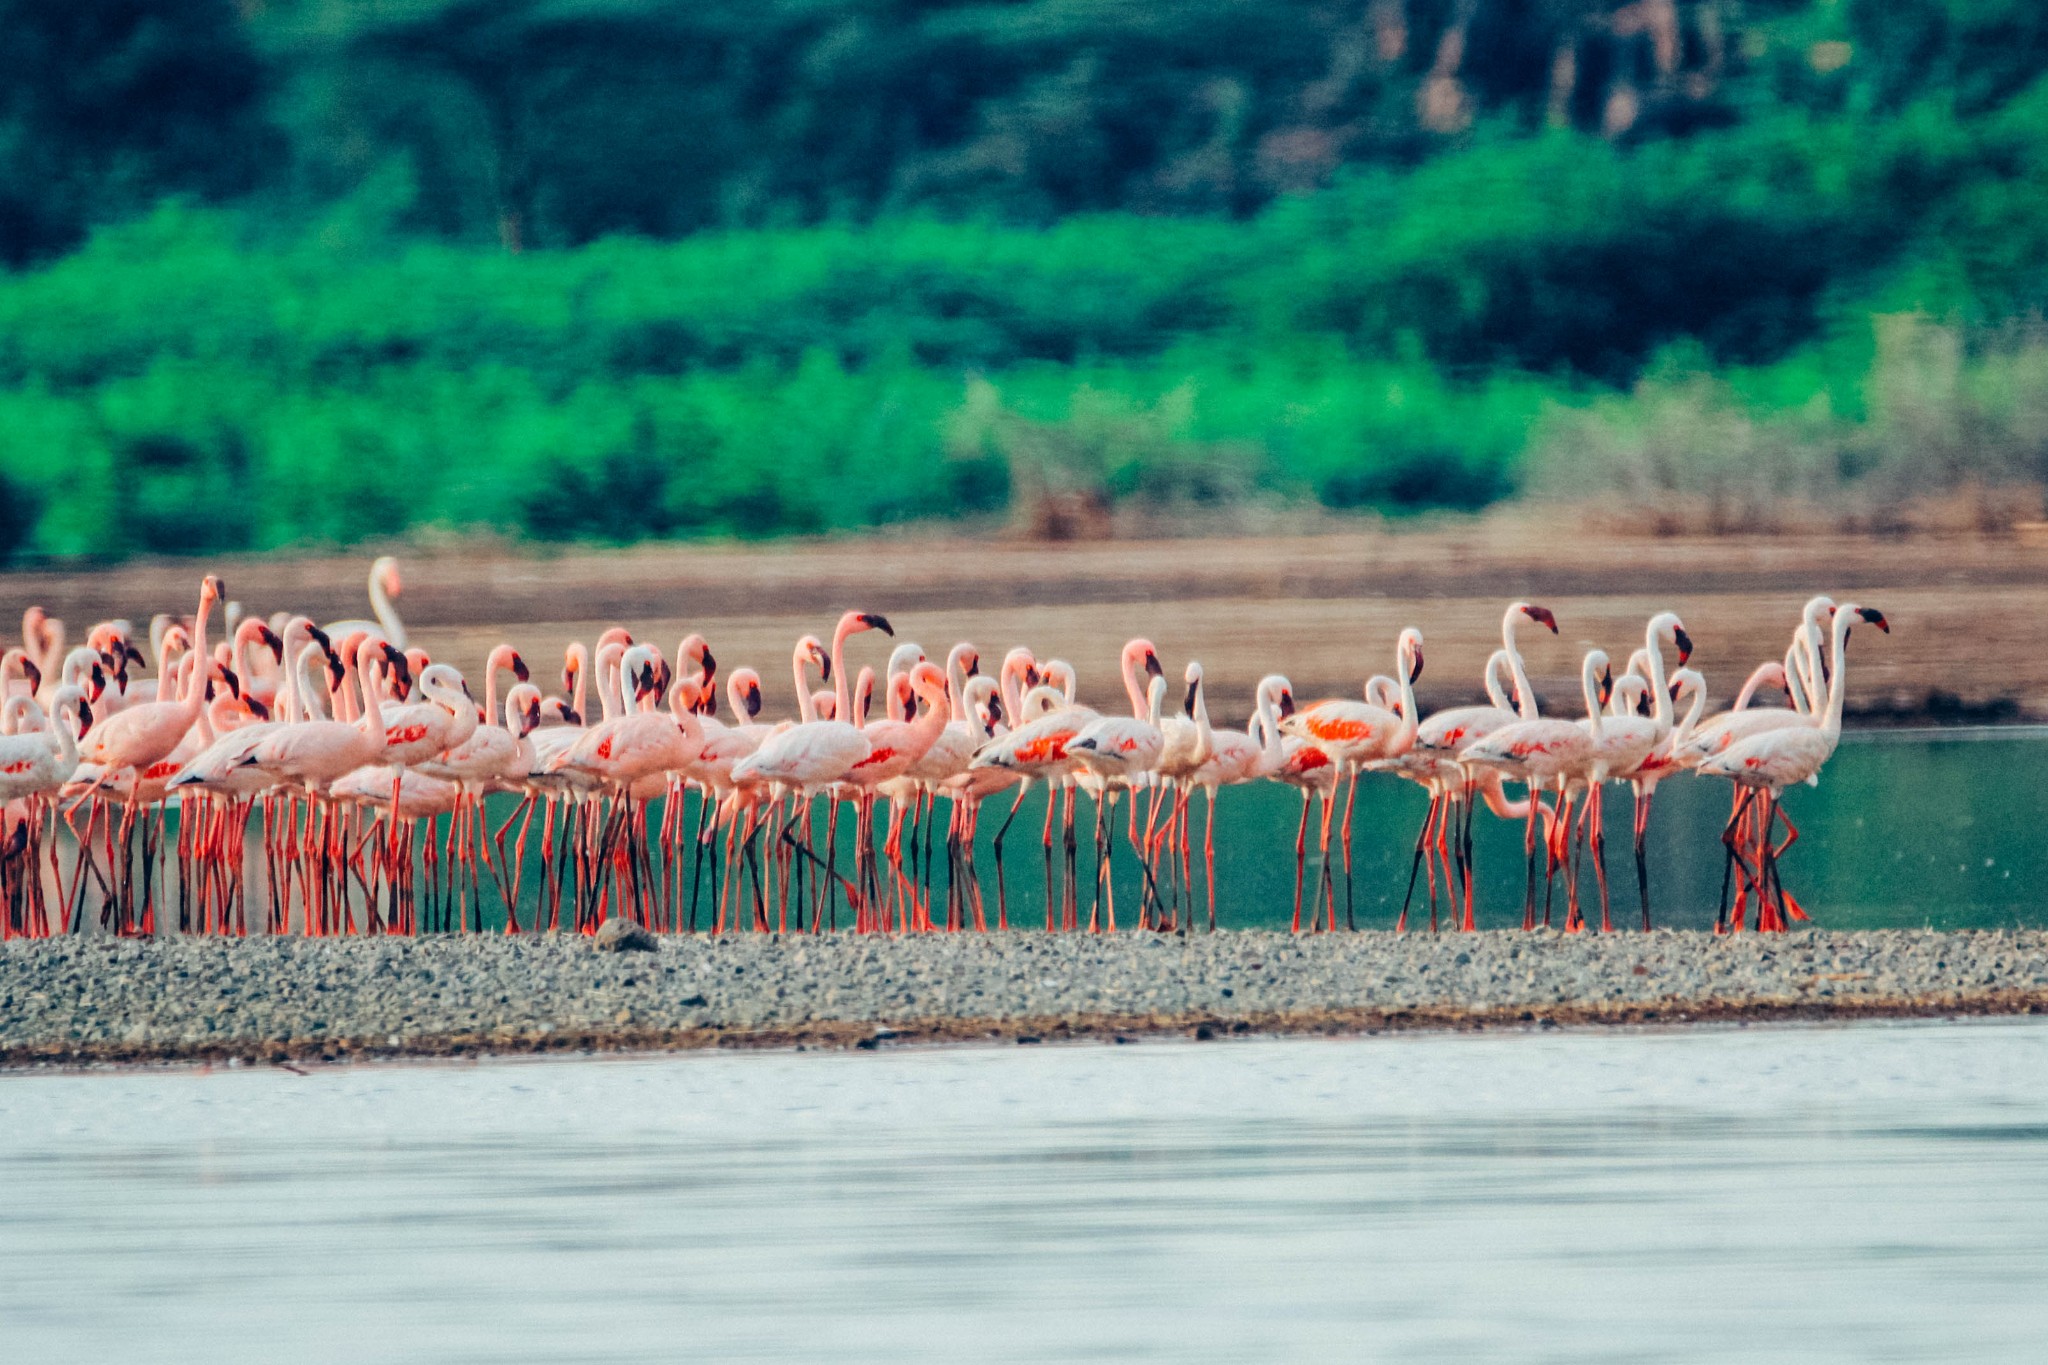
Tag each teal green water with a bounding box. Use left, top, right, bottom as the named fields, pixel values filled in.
left=447, top=729, right=2044, bottom=936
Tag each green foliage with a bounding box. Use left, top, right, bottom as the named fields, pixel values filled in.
left=0, top=1, right=2044, bottom=555
left=0, top=0, right=275, bottom=264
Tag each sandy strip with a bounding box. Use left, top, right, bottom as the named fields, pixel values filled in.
left=4, top=930, right=2046, bottom=1068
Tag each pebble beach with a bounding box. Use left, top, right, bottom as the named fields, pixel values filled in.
left=4, top=929, right=2046, bottom=1066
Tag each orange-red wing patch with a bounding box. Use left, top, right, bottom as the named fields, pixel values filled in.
left=1306, top=717, right=1373, bottom=744
left=1, top=759, right=33, bottom=775
left=142, top=761, right=180, bottom=781
left=386, top=723, right=429, bottom=746
left=852, top=746, right=897, bottom=770
left=1013, top=734, right=1070, bottom=765
left=1118, top=737, right=1139, bottom=753
left=596, top=735, right=614, bottom=761
left=1744, top=756, right=1765, bottom=769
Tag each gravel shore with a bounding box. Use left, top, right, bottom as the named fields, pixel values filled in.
left=4, top=930, right=2047, bottom=1066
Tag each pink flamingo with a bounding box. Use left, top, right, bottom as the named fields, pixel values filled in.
left=1281, top=627, right=1422, bottom=929
left=1699, top=604, right=1887, bottom=932
left=1461, top=648, right=1611, bottom=931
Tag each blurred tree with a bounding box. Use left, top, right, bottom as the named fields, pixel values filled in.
left=0, top=0, right=277, bottom=265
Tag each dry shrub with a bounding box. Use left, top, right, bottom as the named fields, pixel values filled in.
left=945, top=376, right=1262, bottom=541
left=1529, top=316, right=2048, bottom=535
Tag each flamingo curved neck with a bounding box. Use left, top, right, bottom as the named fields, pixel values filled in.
left=1820, top=608, right=1855, bottom=734
left=1502, top=609, right=1539, bottom=719
left=354, top=645, right=385, bottom=744
left=1643, top=617, right=1676, bottom=728
left=1394, top=636, right=1419, bottom=744
left=1121, top=651, right=1147, bottom=719
left=1580, top=657, right=1606, bottom=740
left=369, top=567, right=404, bottom=648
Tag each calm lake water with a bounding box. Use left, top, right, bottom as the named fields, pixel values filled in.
left=39, top=727, right=2048, bottom=936
left=6, top=1021, right=2048, bottom=1361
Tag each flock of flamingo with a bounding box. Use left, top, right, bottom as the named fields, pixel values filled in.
left=0, top=556, right=1886, bottom=942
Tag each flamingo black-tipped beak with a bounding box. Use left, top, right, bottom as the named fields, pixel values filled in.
left=307, top=625, right=330, bottom=649
left=21, top=660, right=39, bottom=692
left=563, top=707, right=582, bottom=726
left=1599, top=666, right=1614, bottom=706
left=965, top=654, right=980, bottom=678
left=511, top=655, right=530, bottom=683
left=1144, top=651, right=1164, bottom=680
left=125, top=642, right=147, bottom=668
left=87, top=664, right=105, bottom=701
left=988, top=697, right=1004, bottom=725
left=860, top=613, right=893, bottom=636
left=1669, top=678, right=1683, bottom=700
left=247, top=697, right=271, bottom=721
left=220, top=666, right=241, bottom=699
left=1525, top=604, right=1558, bottom=633
left=1673, top=625, right=1693, bottom=664
left=1278, top=691, right=1296, bottom=719
left=746, top=686, right=762, bottom=719
left=1024, top=666, right=1040, bottom=688
left=700, top=646, right=717, bottom=677
left=1183, top=677, right=1200, bottom=717
left=76, top=701, right=93, bottom=733
left=1857, top=608, right=1890, bottom=633
left=1409, top=649, right=1425, bottom=684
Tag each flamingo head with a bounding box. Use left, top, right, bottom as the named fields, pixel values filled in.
left=1672, top=624, right=1693, bottom=664
left=856, top=612, right=893, bottom=637
left=729, top=668, right=764, bottom=720
left=1278, top=689, right=1296, bottom=719
left=18, top=658, right=40, bottom=694
left=1598, top=663, right=1614, bottom=707
left=1404, top=633, right=1425, bottom=684
left=218, top=666, right=241, bottom=699
left=201, top=576, right=225, bottom=606
left=799, top=635, right=831, bottom=683
left=257, top=622, right=284, bottom=660
left=376, top=558, right=403, bottom=599
left=960, top=646, right=980, bottom=678
left=509, top=652, right=530, bottom=683
left=1519, top=603, right=1558, bottom=633
left=1854, top=607, right=1890, bottom=634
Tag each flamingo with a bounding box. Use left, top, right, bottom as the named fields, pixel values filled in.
left=325, top=556, right=407, bottom=648
left=842, top=660, right=951, bottom=930
left=730, top=611, right=891, bottom=929
left=1068, top=668, right=1170, bottom=931
left=972, top=639, right=1161, bottom=931
left=1698, top=604, right=1888, bottom=932
left=1281, top=626, right=1423, bottom=929
left=1461, top=648, right=1611, bottom=930
left=1183, top=672, right=1280, bottom=930
left=1566, top=612, right=1689, bottom=932
left=1259, top=675, right=1340, bottom=933
left=1150, top=661, right=1215, bottom=928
